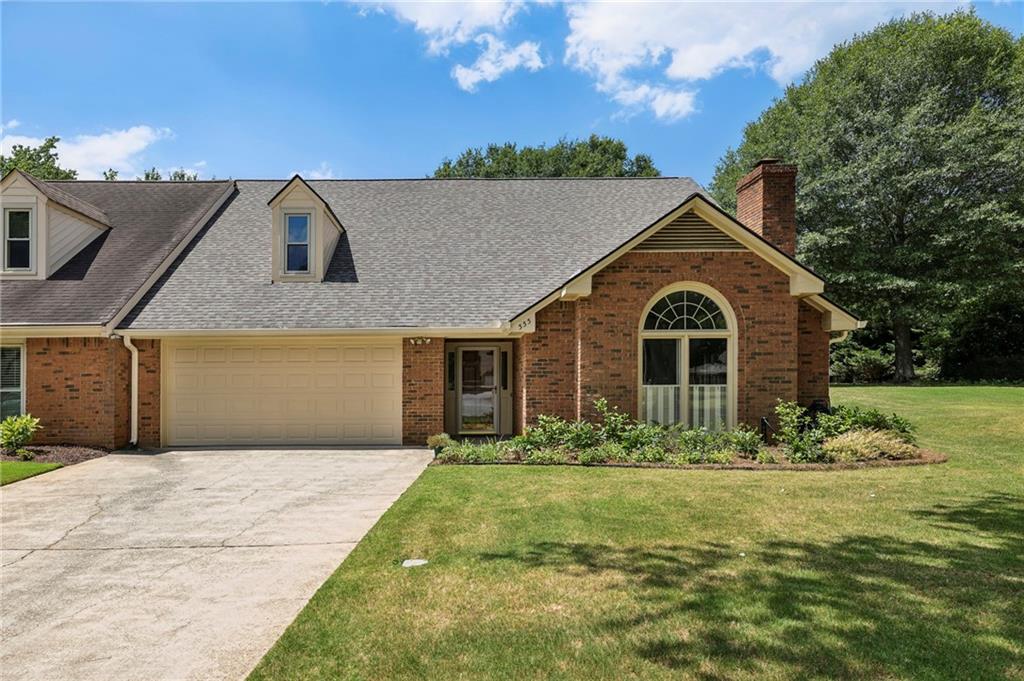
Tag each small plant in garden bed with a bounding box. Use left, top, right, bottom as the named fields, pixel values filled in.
left=0, top=415, right=42, bottom=461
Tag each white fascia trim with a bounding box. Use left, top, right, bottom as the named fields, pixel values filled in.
left=509, top=194, right=825, bottom=329
left=104, top=181, right=237, bottom=335
left=118, top=324, right=517, bottom=339
left=804, top=295, right=866, bottom=332
left=0, top=325, right=106, bottom=338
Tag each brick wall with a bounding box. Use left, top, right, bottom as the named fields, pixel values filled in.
left=402, top=337, right=444, bottom=445
left=797, top=302, right=830, bottom=407
left=26, top=337, right=131, bottom=450
left=736, top=161, right=797, bottom=256
left=514, top=301, right=579, bottom=431
left=520, top=250, right=802, bottom=429
left=136, top=339, right=161, bottom=448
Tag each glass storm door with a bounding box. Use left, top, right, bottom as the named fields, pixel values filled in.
left=458, top=347, right=498, bottom=434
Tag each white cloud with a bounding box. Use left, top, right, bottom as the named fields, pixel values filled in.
left=452, top=34, right=544, bottom=92
left=361, top=1, right=545, bottom=90
left=1, top=119, right=21, bottom=133
left=366, top=1, right=526, bottom=54
left=564, top=1, right=965, bottom=121
left=296, top=161, right=335, bottom=179
left=0, top=125, right=171, bottom=179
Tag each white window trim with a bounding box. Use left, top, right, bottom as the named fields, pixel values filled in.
left=1, top=344, right=26, bottom=418
left=3, top=207, right=36, bottom=274
left=637, top=282, right=738, bottom=429
left=282, top=211, right=312, bottom=275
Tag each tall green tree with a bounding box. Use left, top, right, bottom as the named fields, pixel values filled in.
left=710, top=11, right=1024, bottom=380
left=434, top=135, right=660, bottom=178
left=0, top=137, right=77, bottom=179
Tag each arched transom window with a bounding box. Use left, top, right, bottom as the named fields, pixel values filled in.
left=644, top=291, right=727, bottom=331
left=640, top=286, right=735, bottom=431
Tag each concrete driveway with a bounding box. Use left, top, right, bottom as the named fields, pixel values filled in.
left=1, top=448, right=432, bottom=681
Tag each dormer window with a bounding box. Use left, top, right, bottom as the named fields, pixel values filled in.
left=3, top=208, right=34, bottom=271
left=285, top=213, right=310, bottom=273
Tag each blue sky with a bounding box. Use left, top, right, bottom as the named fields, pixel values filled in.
left=2, top=1, right=1020, bottom=185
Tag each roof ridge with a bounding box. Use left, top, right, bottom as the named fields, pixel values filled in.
left=230, top=176, right=700, bottom=183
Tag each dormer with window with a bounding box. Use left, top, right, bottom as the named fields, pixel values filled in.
left=0, top=169, right=111, bottom=280
left=267, top=175, right=343, bottom=283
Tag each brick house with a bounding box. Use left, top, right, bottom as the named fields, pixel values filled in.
left=0, top=161, right=861, bottom=449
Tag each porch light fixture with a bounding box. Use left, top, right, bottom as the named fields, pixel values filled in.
left=408, top=337, right=432, bottom=345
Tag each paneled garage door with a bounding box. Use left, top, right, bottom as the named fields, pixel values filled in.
left=163, top=338, right=402, bottom=446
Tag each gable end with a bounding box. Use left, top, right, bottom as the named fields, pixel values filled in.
left=634, top=211, right=745, bottom=251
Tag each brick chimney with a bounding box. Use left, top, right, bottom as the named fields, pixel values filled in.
left=735, top=158, right=797, bottom=256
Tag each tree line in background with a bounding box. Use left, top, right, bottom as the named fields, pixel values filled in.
left=710, top=11, right=1024, bottom=381
left=3, top=12, right=1020, bottom=382
left=0, top=137, right=198, bottom=181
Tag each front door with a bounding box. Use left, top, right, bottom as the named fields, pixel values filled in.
left=457, top=347, right=498, bottom=434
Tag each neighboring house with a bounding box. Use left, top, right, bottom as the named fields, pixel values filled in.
left=0, top=161, right=862, bottom=449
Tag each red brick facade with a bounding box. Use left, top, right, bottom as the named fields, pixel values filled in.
left=136, top=339, right=161, bottom=448
left=797, top=302, right=831, bottom=407
left=402, top=337, right=444, bottom=445
left=26, top=337, right=131, bottom=450
left=514, top=250, right=811, bottom=429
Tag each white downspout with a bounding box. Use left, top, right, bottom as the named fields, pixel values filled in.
left=122, top=335, right=139, bottom=447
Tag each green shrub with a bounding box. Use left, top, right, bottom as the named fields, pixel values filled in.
left=822, top=429, right=919, bottom=462
left=627, top=444, right=669, bottom=463
left=756, top=449, right=779, bottom=464
left=436, top=441, right=503, bottom=464
left=425, top=433, right=454, bottom=451
left=578, top=441, right=626, bottom=465
left=726, top=426, right=765, bottom=458
left=814, top=404, right=916, bottom=443
left=619, top=423, right=666, bottom=451
left=1, top=414, right=41, bottom=458
left=594, top=397, right=631, bottom=443
left=525, top=447, right=570, bottom=465
left=774, top=401, right=829, bottom=463
left=830, top=342, right=894, bottom=383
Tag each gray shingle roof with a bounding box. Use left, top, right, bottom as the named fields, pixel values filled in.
left=0, top=180, right=233, bottom=325
left=122, top=177, right=705, bottom=330
left=20, top=172, right=112, bottom=227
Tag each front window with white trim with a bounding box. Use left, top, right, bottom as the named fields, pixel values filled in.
left=1, top=346, right=24, bottom=418
left=284, top=213, right=310, bottom=273
left=640, top=288, right=733, bottom=430
left=3, top=208, right=33, bottom=271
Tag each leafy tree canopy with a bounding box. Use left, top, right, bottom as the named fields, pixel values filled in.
left=434, top=135, right=660, bottom=178
left=136, top=167, right=199, bottom=181
left=710, top=11, right=1024, bottom=379
left=0, top=137, right=77, bottom=180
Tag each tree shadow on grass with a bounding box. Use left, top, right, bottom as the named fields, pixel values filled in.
left=480, top=494, right=1024, bottom=680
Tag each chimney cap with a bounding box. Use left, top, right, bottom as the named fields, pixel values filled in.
left=753, top=158, right=782, bottom=168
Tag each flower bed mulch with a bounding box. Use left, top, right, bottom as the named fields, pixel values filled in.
left=1, top=444, right=109, bottom=466
left=432, top=448, right=948, bottom=471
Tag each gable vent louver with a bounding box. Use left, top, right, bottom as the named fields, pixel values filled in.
left=635, top=212, right=745, bottom=251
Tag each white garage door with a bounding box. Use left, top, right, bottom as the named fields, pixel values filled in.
left=163, top=338, right=402, bottom=446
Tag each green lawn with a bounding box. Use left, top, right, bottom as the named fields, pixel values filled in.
left=250, top=387, right=1024, bottom=681
left=0, top=460, right=61, bottom=485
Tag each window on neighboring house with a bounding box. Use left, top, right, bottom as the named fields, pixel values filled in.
left=0, top=346, right=24, bottom=418
left=284, top=213, right=310, bottom=273
left=4, top=208, right=33, bottom=271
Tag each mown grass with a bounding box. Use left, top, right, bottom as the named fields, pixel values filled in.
left=0, top=460, right=61, bottom=485
left=250, top=386, right=1024, bottom=680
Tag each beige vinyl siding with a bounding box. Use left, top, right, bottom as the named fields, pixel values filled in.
left=634, top=212, right=745, bottom=251
left=163, top=337, right=402, bottom=446
left=47, top=209, right=104, bottom=273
